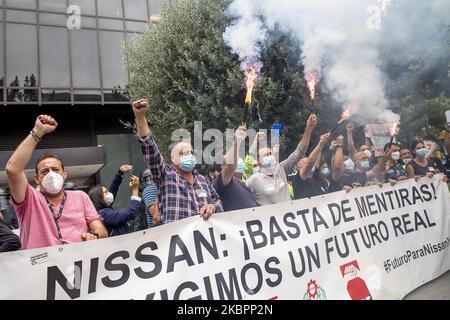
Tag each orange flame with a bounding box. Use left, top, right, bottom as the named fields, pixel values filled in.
left=306, top=73, right=318, bottom=100
left=245, top=65, right=258, bottom=105
left=339, top=108, right=352, bottom=123
left=390, top=122, right=400, bottom=136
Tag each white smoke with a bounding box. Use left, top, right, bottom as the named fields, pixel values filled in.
left=223, top=0, right=449, bottom=123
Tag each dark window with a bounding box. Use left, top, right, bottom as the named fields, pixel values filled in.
left=98, top=0, right=123, bottom=18
left=42, top=89, right=71, bottom=102
left=40, top=26, right=70, bottom=87
left=124, top=0, right=148, bottom=21
left=6, top=23, right=38, bottom=86
left=74, top=89, right=101, bottom=102
left=71, top=29, right=100, bottom=88
left=99, top=31, right=127, bottom=89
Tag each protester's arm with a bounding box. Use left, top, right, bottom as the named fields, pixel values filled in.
left=249, top=132, right=264, bottom=158
left=108, top=165, right=133, bottom=198
left=300, top=133, right=330, bottom=180
left=444, top=124, right=450, bottom=156
left=406, top=163, right=416, bottom=179
left=133, top=99, right=165, bottom=187
left=222, top=126, right=247, bottom=187
left=199, top=181, right=224, bottom=221
left=347, top=123, right=357, bottom=160
left=85, top=220, right=108, bottom=240
left=367, top=151, right=390, bottom=179
left=280, top=114, right=317, bottom=173
left=6, top=115, right=58, bottom=204
left=331, top=136, right=345, bottom=182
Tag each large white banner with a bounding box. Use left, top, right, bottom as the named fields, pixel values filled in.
left=0, top=176, right=449, bottom=300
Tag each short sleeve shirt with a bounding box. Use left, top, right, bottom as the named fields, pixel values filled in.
left=12, top=185, right=102, bottom=250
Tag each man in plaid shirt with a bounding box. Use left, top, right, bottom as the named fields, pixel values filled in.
left=133, top=99, right=223, bottom=224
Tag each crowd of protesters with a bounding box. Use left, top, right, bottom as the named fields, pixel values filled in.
left=1, top=99, right=449, bottom=252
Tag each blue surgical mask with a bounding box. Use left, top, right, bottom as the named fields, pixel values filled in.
left=236, top=159, right=246, bottom=174
left=344, top=159, right=355, bottom=172
left=262, top=155, right=276, bottom=169
left=180, top=154, right=196, bottom=172
left=321, top=168, right=330, bottom=177
left=416, top=148, right=427, bottom=158
left=361, top=160, right=370, bottom=171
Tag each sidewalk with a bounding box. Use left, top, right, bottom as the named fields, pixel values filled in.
left=403, top=270, right=450, bottom=300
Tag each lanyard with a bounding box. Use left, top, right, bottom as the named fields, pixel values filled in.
left=45, top=192, right=67, bottom=243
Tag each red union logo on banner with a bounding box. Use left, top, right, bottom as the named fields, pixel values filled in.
left=340, top=260, right=373, bottom=300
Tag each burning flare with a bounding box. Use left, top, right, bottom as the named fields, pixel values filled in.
left=306, top=73, right=318, bottom=100
left=390, top=121, right=400, bottom=136
left=339, top=108, right=352, bottom=123
left=245, top=65, right=258, bottom=105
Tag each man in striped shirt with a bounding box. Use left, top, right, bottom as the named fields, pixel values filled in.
left=133, top=99, right=223, bottom=224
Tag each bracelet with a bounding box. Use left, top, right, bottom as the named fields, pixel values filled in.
left=30, top=130, right=41, bottom=142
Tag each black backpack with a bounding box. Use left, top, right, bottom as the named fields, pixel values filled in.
left=128, top=201, right=148, bottom=232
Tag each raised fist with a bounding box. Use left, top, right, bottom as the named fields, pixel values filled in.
left=34, top=115, right=58, bottom=137
left=336, top=135, right=345, bottom=145
left=132, top=99, right=150, bottom=117
left=306, top=114, right=317, bottom=129
left=129, top=175, right=139, bottom=190
left=119, top=164, right=133, bottom=174
left=346, top=122, right=355, bottom=133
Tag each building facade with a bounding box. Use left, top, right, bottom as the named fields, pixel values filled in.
left=0, top=0, right=165, bottom=209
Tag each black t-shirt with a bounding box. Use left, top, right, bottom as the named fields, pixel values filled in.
left=407, top=159, right=434, bottom=177
left=334, top=172, right=367, bottom=190
left=290, top=171, right=329, bottom=200
left=213, top=174, right=257, bottom=212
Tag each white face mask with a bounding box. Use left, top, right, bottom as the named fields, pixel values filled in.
left=391, top=151, right=400, bottom=161
left=41, top=171, right=64, bottom=195
left=104, top=192, right=114, bottom=206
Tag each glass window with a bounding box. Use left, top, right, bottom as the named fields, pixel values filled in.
left=104, top=88, right=129, bottom=102
left=6, top=9, right=37, bottom=23
left=68, top=0, right=96, bottom=16
left=74, top=89, right=101, bottom=102
left=42, top=89, right=71, bottom=102
left=7, top=88, right=38, bottom=102
left=148, top=0, right=162, bottom=15
left=80, top=16, right=96, bottom=29
left=99, top=31, right=127, bottom=88
left=126, top=21, right=146, bottom=33
left=6, top=0, right=36, bottom=10
left=40, top=26, right=70, bottom=87
left=39, top=0, right=66, bottom=13
left=71, top=29, right=100, bottom=88
left=6, top=23, right=38, bottom=86
left=0, top=24, right=3, bottom=102
left=98, top=18, right=123, bottom=31
left=124, top=0, right=147, bottom=21
left=98, top=0, right=122, bottom=18
left=39, top=12, right=66, bottom=26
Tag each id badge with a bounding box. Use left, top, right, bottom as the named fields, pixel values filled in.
left=196, top=189, right=207, bottom=198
